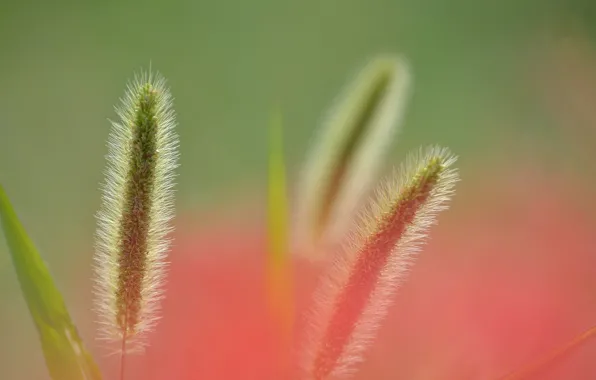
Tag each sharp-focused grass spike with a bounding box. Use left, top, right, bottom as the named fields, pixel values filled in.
left=266, top=108, right=295, bottom=359
left=0, top=185, right=102, bottom=380
left=294, top=56, right=412, bottom=260
left=93, top=69, right=179, bottom=362
left=301, top=146, right=458, bottom=379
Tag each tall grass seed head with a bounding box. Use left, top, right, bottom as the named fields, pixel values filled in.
left=93, top=70, right=179, bottom=355
left=302, top=146, right=459, bottom=379
left=294, top=56, right=412, bottom=261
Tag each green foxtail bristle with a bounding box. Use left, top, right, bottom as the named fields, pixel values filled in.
left=301, top=146, right=458, bottom=379
left=294, top=56, right=411, bottom=261
left=93, top=70, right=179, bottom=355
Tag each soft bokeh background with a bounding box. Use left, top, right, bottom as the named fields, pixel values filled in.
left=1, top=0, right=596, bottom=379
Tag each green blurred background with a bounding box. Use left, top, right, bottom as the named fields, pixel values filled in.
left=1, top=0, right=596, bottom=378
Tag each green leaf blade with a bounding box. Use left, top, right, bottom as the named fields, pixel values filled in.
left=266, top=108, right=294, bottom=339
left=0, top=184, right=102, bottom=380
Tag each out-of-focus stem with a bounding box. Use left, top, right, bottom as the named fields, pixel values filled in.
left=266, top=108, right=294, bottom=363
left=498, top=324, right=596, bottom=380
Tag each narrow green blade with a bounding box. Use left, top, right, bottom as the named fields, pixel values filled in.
left=0, top=185, right=102, bottom=380
left=266, top=108, right=294, bottom=342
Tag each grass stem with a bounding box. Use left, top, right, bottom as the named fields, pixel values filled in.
left=498, top=324, right=596, bottom=380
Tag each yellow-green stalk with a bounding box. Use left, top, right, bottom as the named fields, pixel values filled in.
left=294, top=56, right=411, bottom=261
left=301, top=146, right=458, bottom=379
left=93, top=70, right=179, bottom=361
left=266, top=109, right=294, bottom=371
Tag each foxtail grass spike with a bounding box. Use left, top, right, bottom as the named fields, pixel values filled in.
left=294, top=56, right=411, bottom=260
left=301, top=146, right=458, bottom=379
left=93, top=70, right=179, bottom=359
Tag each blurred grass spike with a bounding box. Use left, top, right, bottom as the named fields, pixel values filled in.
left=93, top=69, right=179, bottom=374
left=0, top=184, right=103, bottom=380
left=266, top=107, right=295, bottom=346
left=294, top=55, right=412, bottom=260
left=301, top=146, right=458, bottom=379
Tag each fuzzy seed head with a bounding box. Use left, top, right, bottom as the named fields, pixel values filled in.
left=294, top=56, right=411, bottom=260
left=94, top=70, right=179, bottom=354
left=301, top=146, right=458, bottom=379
